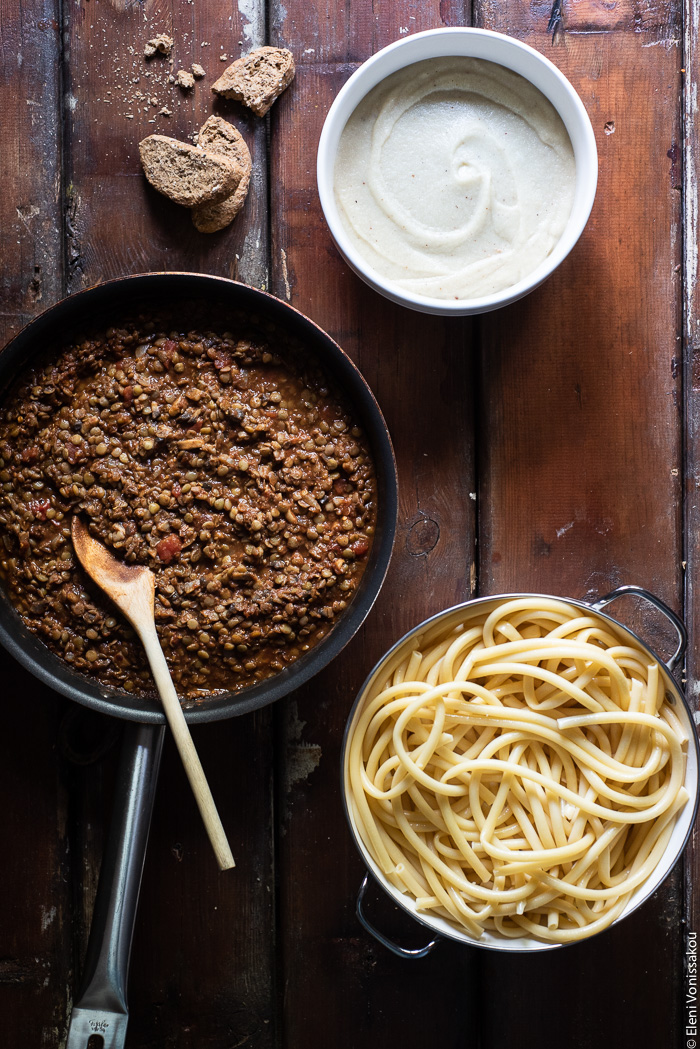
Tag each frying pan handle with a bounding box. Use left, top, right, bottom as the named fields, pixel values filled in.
left=66, top=721, right=165, bottom=1049
left=356, top=873, right=440, bottom=959
left=590, top=584, right=687, bottom=672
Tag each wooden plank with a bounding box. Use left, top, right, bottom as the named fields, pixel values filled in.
left=0, top=0, right=63, bottom=343
left=61, top=2, right=275, bottom=1046
left=475, top=9, right=684, bottom=1047
left=63, top=0, right=267, bottom=290
left=0, top=677, right=73, bottom=1047
left=478, top=0, right=677, bottom=33
left=269, top=6, right=482, bottom=1047
left=128, top=715, right=276, bottom=1047
left=1, top=0, right=693, bottom=1044
left=0, top=0, right=70, bottom=1046
left=683, top=0, right=700, bottom=1017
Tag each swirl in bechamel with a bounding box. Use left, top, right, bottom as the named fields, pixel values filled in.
left=334, top=57, right=576, bottom=300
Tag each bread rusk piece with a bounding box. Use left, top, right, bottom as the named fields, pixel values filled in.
left=144, top=33, right=173, bottom=58
left=211, top=46, right=295, bottom=117
left=139, top=135, right=242, bottom=208
left=191, top=117, right=252, bottom=233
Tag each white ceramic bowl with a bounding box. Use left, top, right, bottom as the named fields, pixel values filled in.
left=342, top=590, right=699, bottom=953
left=317, top=28, right=598, bottom=316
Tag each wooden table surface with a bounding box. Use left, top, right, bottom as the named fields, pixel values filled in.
left=2, top=0, right=698, bottom=1046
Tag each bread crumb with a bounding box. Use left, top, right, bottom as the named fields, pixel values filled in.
left=220, top=54, right=228, bottom=62
left=159, top=107, right=172, bottom=117
left=144, top=33, right=173, bottom=59
left=176, top=69, right=195, bottom=90
left=192, top=63, right=206, bottom=79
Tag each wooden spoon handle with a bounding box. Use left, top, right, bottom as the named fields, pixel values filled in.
left=138, top=622, right=235, bottom=871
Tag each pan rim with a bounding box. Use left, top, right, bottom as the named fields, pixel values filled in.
left=0, top=272, right=398, bottom=723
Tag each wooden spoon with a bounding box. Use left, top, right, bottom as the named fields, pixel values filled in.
left=71, top=517, right=235, bottom=871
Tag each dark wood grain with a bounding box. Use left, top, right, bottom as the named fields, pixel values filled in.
left=0, top=677, right=74, bottom=1047
left=59, top=2, right=276, bottom=1046
left=269, top=4, right=484, bottom=1048
left=0, top=0, right=63, bottom=343
left=128, top=715, right=276, bottom=1048
left=0, top=0, right=70, bottom=1045
left=0, top=0, right=697, bottom=1044
left=475, top=5, right=685, bottom=1047
left=62, top=0, right=268, bottom=291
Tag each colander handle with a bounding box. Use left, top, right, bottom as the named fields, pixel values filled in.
left=590, top=584, right=687, bottom=672
left=356, top=873, right=440, bottom=959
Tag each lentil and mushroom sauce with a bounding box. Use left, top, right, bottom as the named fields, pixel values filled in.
left=0, top=317, right=377, bottom=700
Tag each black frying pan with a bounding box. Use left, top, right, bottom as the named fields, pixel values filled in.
left=0, top=274, right=398, bottom=1049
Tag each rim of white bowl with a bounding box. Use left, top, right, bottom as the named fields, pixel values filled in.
left=317, top=27, right=599, bottom=317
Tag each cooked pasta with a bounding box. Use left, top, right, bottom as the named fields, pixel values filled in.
left=346, top=598, right=690, bottom=944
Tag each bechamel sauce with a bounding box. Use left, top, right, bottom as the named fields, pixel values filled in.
left=333, top=57, right=576, bottom=300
